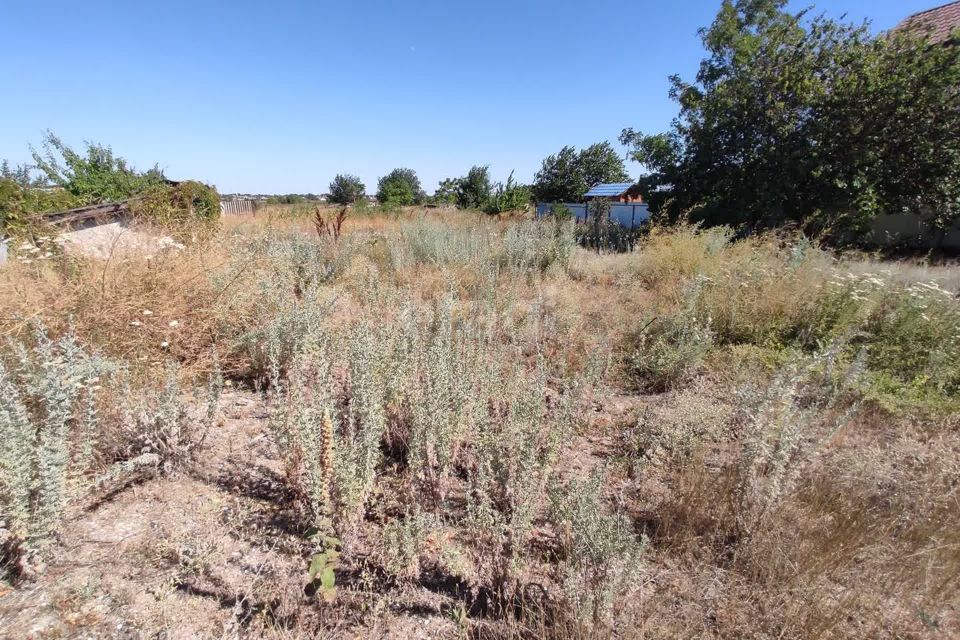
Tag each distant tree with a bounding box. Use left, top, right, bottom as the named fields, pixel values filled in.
left=532, top=146, right=581, bottom=203
left=532, top=142, right=629, bottom=203
left=0, top=160, right=38, bottom=188
left=455, top=166, right=493, bottom=209
left=376, top=168, right=425, bottom=206
left=31, top=131, right=164, bottom=203
left=485, top=171, right=532, bottom=214
left=266, top=194, right=306, bottom=205
left=621, top=0, right=960, bottom=235
left=328, top=174, right=366, bottom=205
left=433, top=177, right=461, bottom=205
left=577, top=142, right=630, bottom=194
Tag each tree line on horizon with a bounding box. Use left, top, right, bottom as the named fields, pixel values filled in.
left=324, top=140, right=632, bottom=212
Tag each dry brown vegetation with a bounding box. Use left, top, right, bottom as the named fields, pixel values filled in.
left=1, top=208, right=958, bottom=639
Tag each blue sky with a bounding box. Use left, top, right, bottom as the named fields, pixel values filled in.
left=0, top=0, right=939, bottom=194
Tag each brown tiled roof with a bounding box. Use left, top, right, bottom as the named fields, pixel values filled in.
left=894, top=1, right=960, bottom=44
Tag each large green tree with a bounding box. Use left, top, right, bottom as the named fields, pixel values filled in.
left=376, top=167, right=425, bottom=206
left=621, top=0, right=960, bottom=235
left=455, top=166, right=493, bottom=209
left=328, top=174, right=366, bottom=205
left=532, top=142, right=630, bottom=203
left=432, top=177, right=461, bottom=205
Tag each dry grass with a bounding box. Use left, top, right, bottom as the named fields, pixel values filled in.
left=0, top=239, right=224, bottom=380
left=1, top=210, right=958, bottom=639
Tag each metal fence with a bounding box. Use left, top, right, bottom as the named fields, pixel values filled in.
left=221, top=199, right=257, bottom=216
left=535, top=202, right=650, bottom=228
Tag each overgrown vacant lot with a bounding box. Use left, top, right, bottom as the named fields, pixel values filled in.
left=1, top=210, right=959, bottom=639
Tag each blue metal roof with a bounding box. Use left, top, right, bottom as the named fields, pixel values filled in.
left=584, top=182, right=635, bottom=197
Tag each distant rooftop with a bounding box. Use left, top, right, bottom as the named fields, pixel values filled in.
left=583, top=182, right=635, bottom=197
left=894, top=1, right=960, bottom=44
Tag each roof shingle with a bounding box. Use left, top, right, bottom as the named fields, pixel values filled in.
left=894, top=1, right=960, bottom=44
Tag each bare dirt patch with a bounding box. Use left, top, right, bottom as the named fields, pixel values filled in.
left=0, top=390, right=308, bottom=639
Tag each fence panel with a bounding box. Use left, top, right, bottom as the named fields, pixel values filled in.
left=221, top=200, right=257, bottom=216
left=865, top=213, right=960, bottom=250
left=536, top=202, right=650, bottom=228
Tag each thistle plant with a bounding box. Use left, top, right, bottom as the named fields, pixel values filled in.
left=216, top=232, right=340, bottom=379
left=550, top=469, right=646, bottom=625
left=734, top=341, right=864, bottom=537
left=0, top=325, right=113, bottom=559
left=408, top=294, right=471, bottom=500
left=333, top=321, right=388, bottom=526
left=467, top=357, right=570, bottom=579
left=270, top=352, right=336, bottom=531
left=200, top=350, right=224, bottom=444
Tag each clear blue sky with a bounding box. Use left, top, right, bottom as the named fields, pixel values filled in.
left=0, top=0, right=939, bottom=194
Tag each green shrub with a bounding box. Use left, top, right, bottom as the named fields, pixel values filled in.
left=627, top=232, right=960, bottom=408
left=789, top=271, right=960, bottom=402
left=626, top=279, right=715, bottom=390
left=484, top=171, right=532, bottom=214
left=551, top=202, right=574, bottom=222
left=0, top=178, right=80, bottom=237
left=0, top=178, right=28, bottom=236
left=31, top=131, right=163, bottom=203
left=864, top=282, right=960, bottom=397
left=171, top=180, right=220, bottom=223
left=129, top=181, right=220, bottom=231
left=432, top=177, right=460, bottom=206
